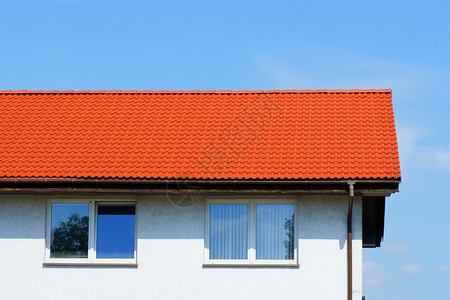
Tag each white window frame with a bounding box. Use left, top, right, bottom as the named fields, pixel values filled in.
left=45, top=199, right=137, bottom=266
left=204, top=199, right=298, bottom=266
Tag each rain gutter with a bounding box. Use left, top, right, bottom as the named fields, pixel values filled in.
left=0, top=178, right=400, bottom=195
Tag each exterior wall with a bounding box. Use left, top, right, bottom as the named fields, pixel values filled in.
left=0, top=194, right=362, bottom=300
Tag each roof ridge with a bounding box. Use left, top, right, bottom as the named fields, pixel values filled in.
left=0, top=89, right=392, bottom=95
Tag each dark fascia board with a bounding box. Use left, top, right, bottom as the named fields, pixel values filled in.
left=363, top=196, right=386, bottom=248
left=0, top=178, right=400, bottom=196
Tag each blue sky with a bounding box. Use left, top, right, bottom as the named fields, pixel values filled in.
left=1, top=0, right=449, bottom=298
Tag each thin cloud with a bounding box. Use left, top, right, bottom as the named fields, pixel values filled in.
left=395, top=126, right=450, bottom=171
left=253, top=48, right=442, bottom=101
left=363, top=261, right=389, bottom=287
left=381, top=242, right=407, bottom=254
left=399, top=263, right=423, bottom=275
left=396, top=126, right=431, bottom=163
left=437, top=265, right=450, bottom=275
left=408, top=146, right=450, bottom=171
left=253, top=54, right=316, bottom=89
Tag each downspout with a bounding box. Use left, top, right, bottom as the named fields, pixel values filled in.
left=347, top=181, right=355, bottom=300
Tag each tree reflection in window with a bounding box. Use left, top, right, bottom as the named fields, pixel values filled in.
left=50, top=204, right=89, bottom=258
left=283, top=213, right=295, bottom=260
left=256, top=204, right=295, bottom=260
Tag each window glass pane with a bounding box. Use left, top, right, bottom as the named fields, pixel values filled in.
left=96, top=205, right=135, bottom=259
left=209, top=204, right=248, bottom=260
left=256, top=204, right=295, bottom=260
left=51, top=204, right=89, bottom=258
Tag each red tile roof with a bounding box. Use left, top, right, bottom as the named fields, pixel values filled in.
left=0, top=89, right=400, bottom=181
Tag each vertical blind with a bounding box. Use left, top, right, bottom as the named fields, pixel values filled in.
left=209, top=204, right=248, bottom=259
left=209, top=203, right=295, bottom=261
left=256, top=204, right=295, bottom=260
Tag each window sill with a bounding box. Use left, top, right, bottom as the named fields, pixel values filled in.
left=203, top=263, right=299, bottom=268
left=43, top=262, right=138, bottom=268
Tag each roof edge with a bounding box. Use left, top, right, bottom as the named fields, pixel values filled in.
left=0, top=178, right=400, bottom=196
left=0, top=89, right=392, bottom=95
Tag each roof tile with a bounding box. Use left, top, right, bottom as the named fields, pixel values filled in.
left=0, top=89, right=401, bottom=180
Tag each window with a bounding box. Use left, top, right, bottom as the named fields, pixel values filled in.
left=50, top=203, right=89, bottom=259
left=46, top=201, right=136, bottom=265
left=205, top=201, right=296, bottom=265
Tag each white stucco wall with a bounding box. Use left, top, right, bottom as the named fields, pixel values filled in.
left=0, top=194, right=362, bottom=300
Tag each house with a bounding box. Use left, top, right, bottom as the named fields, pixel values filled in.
left=0, top=89, right=400, bottom=300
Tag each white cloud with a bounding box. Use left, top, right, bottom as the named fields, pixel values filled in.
left=399, top=263, right=423, bottom=275
left=381, top=242, right=407, bottom=254
left=437, top=265, right=450, bottom=275
left=363, top=261, right=389, bottom=287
